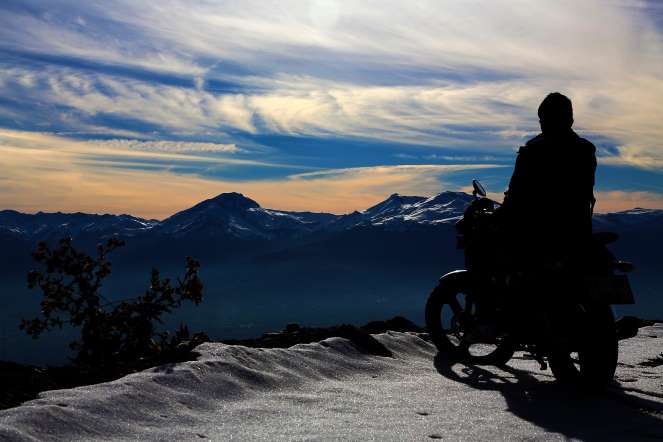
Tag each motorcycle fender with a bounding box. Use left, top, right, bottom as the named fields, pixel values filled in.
left=438, top=269, right=469, bottom=282
left=437, top=270, right=470, bottom=292
left=583, top=274, right=635, bottom=304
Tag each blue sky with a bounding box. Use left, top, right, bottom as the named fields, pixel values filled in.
left=1, top=0, right=662, bottom=217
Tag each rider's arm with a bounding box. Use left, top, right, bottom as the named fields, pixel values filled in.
left=502, top=145, right=528, bottom=210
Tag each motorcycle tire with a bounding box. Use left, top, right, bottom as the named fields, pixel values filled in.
left=425, top=270, right=515, bottom=366
left=548, top=303, right=618, bottom=389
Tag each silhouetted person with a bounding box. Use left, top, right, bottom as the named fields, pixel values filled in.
left=500, top=92, right=597, bottom=270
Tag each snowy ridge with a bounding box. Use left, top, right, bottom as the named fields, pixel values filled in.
left=0, top=332, right=433, bottom=441
left=0, top=210, right=158, bottom=240
left=323, top=191, right=473, bottom=232
left=593, top=207, right=663, bottom=230
left=359, top=192, right=472, bottom=228
left=0, top=327, right=661, bottom=441
left=2, top=192, right=663, bottom=241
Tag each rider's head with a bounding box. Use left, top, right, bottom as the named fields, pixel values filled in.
left=538, top=92, right=573, bottom=135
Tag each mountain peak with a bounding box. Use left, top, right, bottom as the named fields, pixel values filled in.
left=425, top=191, right=474, bottom=204
left=385, top=192, right=420, bottom=201
left=365, top=193, right=426, bottom=215
left=208, top=192, right=260, bottom=210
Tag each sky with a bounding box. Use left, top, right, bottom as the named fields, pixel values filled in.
left=1, top=0, right=662, bottom=218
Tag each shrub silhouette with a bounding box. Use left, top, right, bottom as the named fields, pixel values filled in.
left=21, top=237, right=205, bottom=376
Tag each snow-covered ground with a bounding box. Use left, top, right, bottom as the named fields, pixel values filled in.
left=1, top=326, right=661, bottom=441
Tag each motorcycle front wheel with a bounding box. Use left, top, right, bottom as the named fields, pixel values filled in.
left=425, top=270, right=514, bottom=366
left=548, top=303, right=618, bottom=389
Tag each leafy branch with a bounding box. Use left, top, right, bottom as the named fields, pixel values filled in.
left=21, top=237, right=205, bottom=373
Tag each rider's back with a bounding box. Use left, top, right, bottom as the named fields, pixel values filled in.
left=501, top=128, right=597, bottom=264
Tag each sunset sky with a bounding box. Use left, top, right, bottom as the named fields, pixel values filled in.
left=1, top=0, right=662, bottom=218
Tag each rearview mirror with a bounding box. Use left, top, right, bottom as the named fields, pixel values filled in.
left=472, top=179, right=487, bottom=197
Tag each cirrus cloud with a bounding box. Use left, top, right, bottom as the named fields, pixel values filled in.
left=91, top=139, right=240, bottom=154
left=0, top=0, right=662, bottom=212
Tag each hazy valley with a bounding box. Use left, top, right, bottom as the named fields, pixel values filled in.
left=1, top=191, right=661, bottom=365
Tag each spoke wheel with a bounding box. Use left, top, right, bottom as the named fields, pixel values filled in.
left=426, top=271, right=514, bottom=366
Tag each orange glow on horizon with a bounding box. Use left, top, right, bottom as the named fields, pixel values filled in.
left=1, top=129, right=662, bottom=218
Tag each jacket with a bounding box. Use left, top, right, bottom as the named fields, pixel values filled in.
left=500, top=129, right=597, bottom=257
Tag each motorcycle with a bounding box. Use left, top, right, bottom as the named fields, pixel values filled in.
left=425, top=180, right=638, bottom=387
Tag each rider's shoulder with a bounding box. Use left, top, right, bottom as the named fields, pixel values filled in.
left=525, top=133, right=545, bottom=146
left=575, top=136, right=597, bottom=154
left=517, top=134, right=545, bottom=154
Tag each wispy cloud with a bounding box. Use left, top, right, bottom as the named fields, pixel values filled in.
left=0, top=1, right=662, bottom=212
left=91, top=139, right=240, bottom=154
left=0, top=129, right=501, bottom=217
left=0, top=130, right=284, bottom=168
left=1, top=1, right=662, bottom=159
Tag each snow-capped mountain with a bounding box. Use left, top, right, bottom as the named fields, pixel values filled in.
left=156, top=191, right=472, bottom=239
left=2, top=191, right=662, bottom=241
left=366, top=191, right=472, bottom=226
left=157, top=193, right=337, bottom=239
left=0, top=191, right=475, bottom=241
left=326, top=191, right=473, bottom=231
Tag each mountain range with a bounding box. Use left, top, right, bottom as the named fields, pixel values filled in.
left=3, top=191, right=661, bottom=241
left=0, top=191, right=476, bottom=241
left=1, top=191, right=662, bottom=365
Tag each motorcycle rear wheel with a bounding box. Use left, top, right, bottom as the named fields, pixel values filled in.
left=425, top=270, right=515, bottom=366
left=548, top=303, right=618, bottom=389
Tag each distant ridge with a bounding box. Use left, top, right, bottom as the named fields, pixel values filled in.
left=1, top=191, right=662, bottom=241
